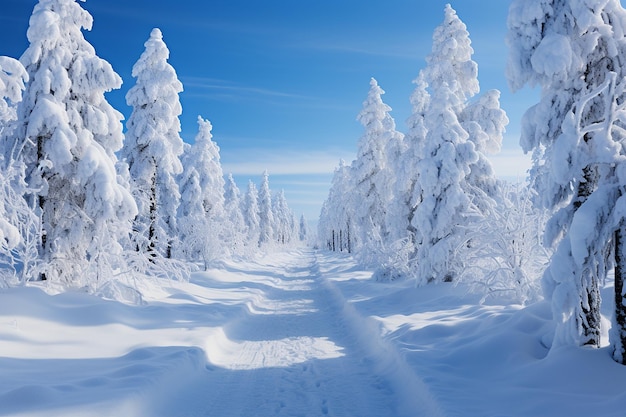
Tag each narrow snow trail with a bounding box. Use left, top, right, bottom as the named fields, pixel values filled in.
left=149, top=249, right=442, bottom=417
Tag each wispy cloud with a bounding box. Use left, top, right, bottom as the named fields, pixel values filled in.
left=182, top=77, right=309, bottom=100
left=180, top=76, right=351, bottom=111
left=221, top=148, right=353, bottom=177
left=293, top=39, right=426, bottom=61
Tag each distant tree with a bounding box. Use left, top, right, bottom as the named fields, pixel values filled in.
left=13, top=0, right=137, bottom=286
left=507, top=0, right=626, bottom=355
left=257, top=171, right=275, bottom=247
left=242, top=180, right=260, bottom=249
left=318, top=159, right=355, bottom=253
left=223, top=173, right=247, bottom=255
left=272, top=190, right=295, bottom=245
left=123, top=28, right=184, bottom=260
left=299, top=214, right=308, bottom=243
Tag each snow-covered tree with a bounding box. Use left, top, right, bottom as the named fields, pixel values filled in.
left=389, top=70, right=430, bottom=252
left=411, top=4, right=504, bottom=284
left=0, top=57, right=28, bottom=134
left=351, top=78, right=402, bottom=258
left=507, top=0, right=626, bottom=354
left=13, top=0, right=137, bottom=286
left=319, top=159, right=355, bottom=253
left=123, top=28, right=184, bottom=260
left=185, top=116, right=225, bottom=219
left=223, top=173, right=247, bottom=255
left=257, top=171, right=275, bottom=247
left=0, top=56, right=31, bottom=286
left=299, top=214, right=308, bottom=243
left=177, top=164, right=206, bottom=262
left=177, top=116, right=225, bottom=266
left=242, top=180, right=260, bottom=248
left=273, top=190, right=295, bottom=245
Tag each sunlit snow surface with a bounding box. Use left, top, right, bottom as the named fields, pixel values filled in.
left=1, top=249, right=625, bottom=416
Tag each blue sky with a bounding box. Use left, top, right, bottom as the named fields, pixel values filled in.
left=0, top=0, right=536, bottom=225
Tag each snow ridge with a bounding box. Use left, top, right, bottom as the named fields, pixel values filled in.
left=313, top=252, right=446, bottom=417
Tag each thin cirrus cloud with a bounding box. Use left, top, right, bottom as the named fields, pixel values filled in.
left=221, top=148, right=353, bottom=177
left=180, top=76, right=352, bottom=111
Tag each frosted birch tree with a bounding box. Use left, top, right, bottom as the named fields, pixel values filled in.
left=13, top=0, right=137, bottom=286
left=123, top=28, right=184, bottom=260
left=507, top=0, right=626, bottom=355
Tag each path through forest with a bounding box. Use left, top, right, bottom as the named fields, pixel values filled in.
left=148, top=249, right=444, bottom=417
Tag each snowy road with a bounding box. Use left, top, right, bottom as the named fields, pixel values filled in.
left=148, top=249, right=443, bottom=417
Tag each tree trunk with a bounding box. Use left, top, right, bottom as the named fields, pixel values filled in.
left=614, top=225, right=626, bottom=363
left=37, top=136, right=47, bottom=281
left=580, top=273, right=601, bottom=347
left=575, top=165, right=601, bottom=347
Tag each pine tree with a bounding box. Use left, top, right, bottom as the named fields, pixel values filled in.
left=242, top=180, right=260, bottom=249
left=299, top=214, right=308, bottom=243
left=319, top=159, right=354, bottom=253
left=391, top=70, right=429, bottom=250
left=410, top=5, right=507, bottom=282
left=223, top=173, right=246, bottom=255
left=272, top=190, right=295, bottom=245
left=258, top=171, right=275, bottom=247
left=351, top=78, right=401, bottom=258
left=507, top=0, right=626, bottom=352
left=177, top=116, right=226, bottom=266
left=123, top=28, right=184, bottom=260
left=14, top=0, right=137, bottom=286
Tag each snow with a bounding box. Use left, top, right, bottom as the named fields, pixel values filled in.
left=2, top=248, right=626, bottom=416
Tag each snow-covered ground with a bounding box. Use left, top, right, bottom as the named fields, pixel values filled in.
left=1, top=249, right=625, bottom=416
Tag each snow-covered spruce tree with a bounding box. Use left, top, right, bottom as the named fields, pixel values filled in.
left=318, top=159, right=355, bottom=253
left=351, top=78, right=402, bottom=262
left=223, top=174, right=247, bottom=256
left=272, top=190, right=296, bottom=245
left=123, top=28, right=184, bottom=261
left=411, top=4, right=505, bottom=284
left=176, top=163, right=205, bottom=262
left=242, top=180, right=261, bottom=250
left=13, top=0, right=137, bottom=286
left=257, top=170, right=275, bottom=247
left=507, top=0, right=626, bottom=352
left=390, top=70, right=429, bottom=251
left=299, top=214, right=308, bottom=243
left=177, top=116, right=226, bottom=267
